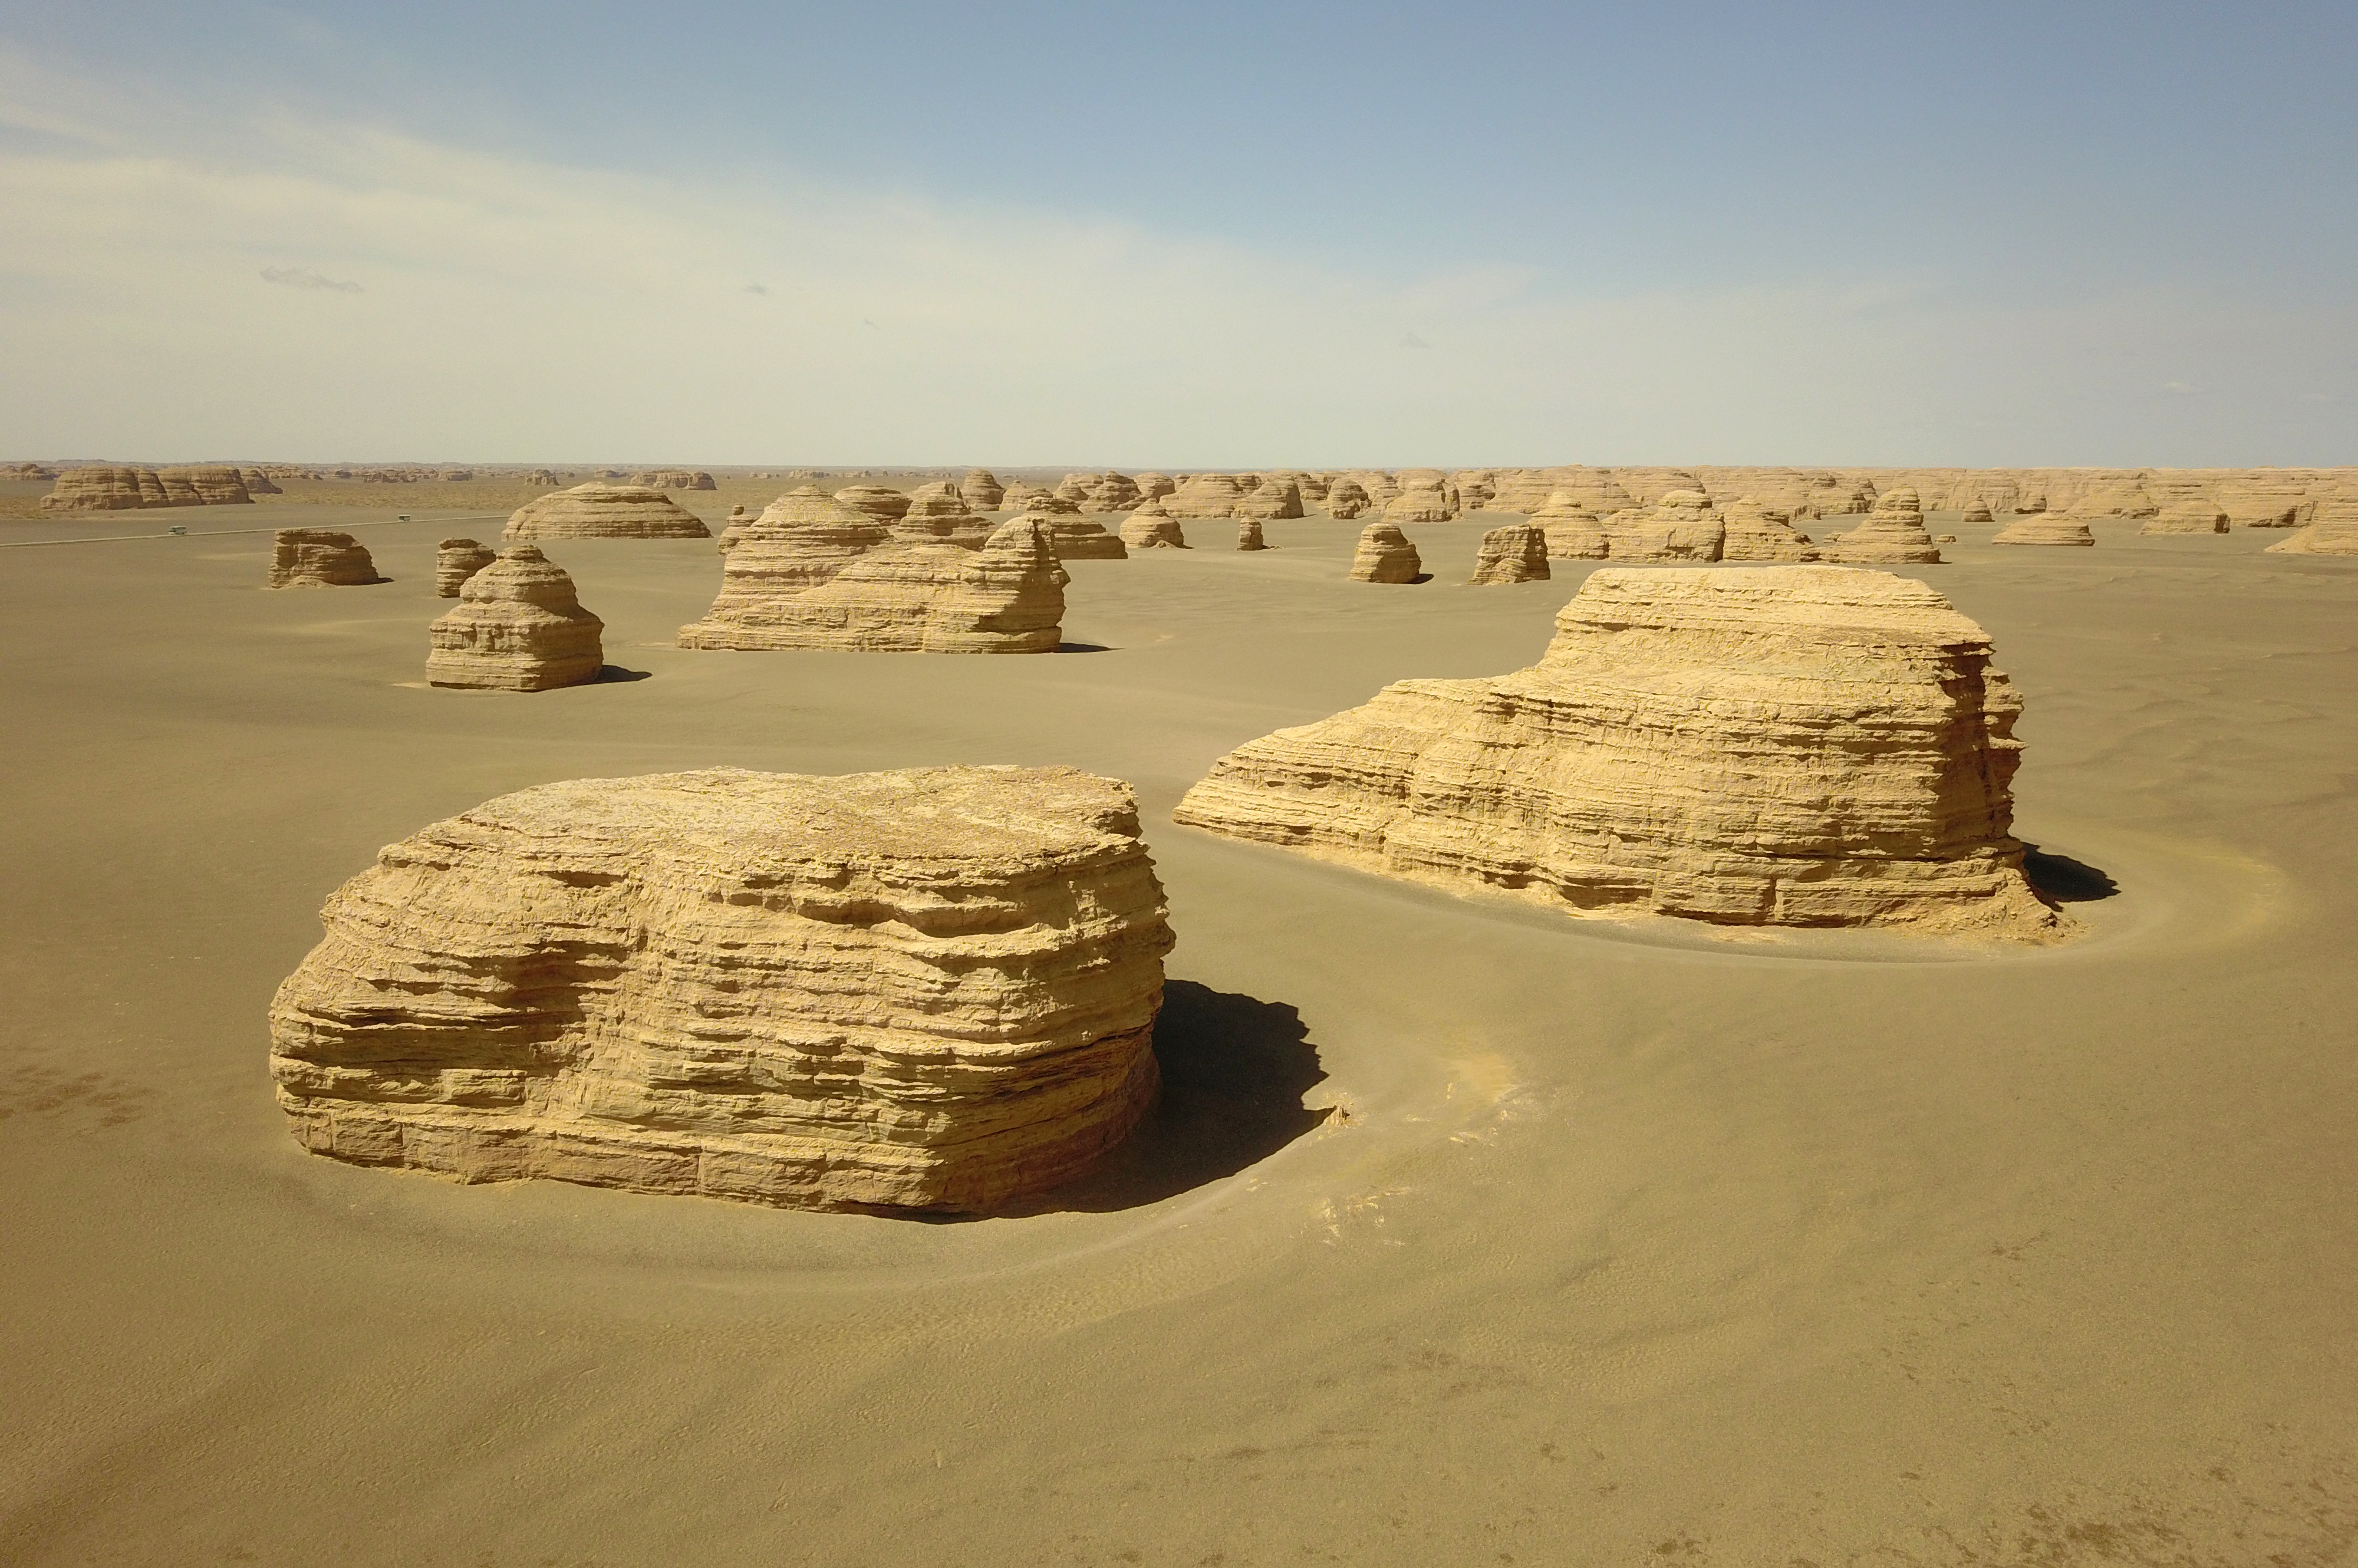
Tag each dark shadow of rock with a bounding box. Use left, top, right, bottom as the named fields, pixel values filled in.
left=591, top=666, right=653, bottom=683
left=1056, top=641, right=1112, bottom=654
left=997, top=980, right=1331, bottom=1216
left=2022, top=844, right=2119, bottom=902
left=1409, top=572, right=1434, bottom=584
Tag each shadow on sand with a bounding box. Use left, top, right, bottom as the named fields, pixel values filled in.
left=591, top=665, right=654, bottom=683
left=994, top=980, right=1331, bottom=1217
left=2022, top=844, right=2120, bottom=902
left=1056, top=641, right=1114, bottom=654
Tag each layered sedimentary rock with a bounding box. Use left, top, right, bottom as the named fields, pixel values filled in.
left=834, top=485, right=912, bottom=524
left=504, top=484, right=712, bottom=541
left=1325, top=479, right=1372, bottom=519
left=1533, top=493, right=1610, bottom=558
left=1000, top=482, right=1055, bottom=513
left=1234, top=479, right=1305, bottom=521
left=1823, top=489, right=1943, bottom=564
left=266, top=529, right=386, bottom=588
left=1120, top=505, right=1188, bottom=549
left=426, top=546, right=604, bottom=690
left=1993, top=512, right=2096, bottom=546
left=1039, top=511, right=1126, bottom=560
left=962, top=469, right=1006, bottom=509
left=1718, top=498, right=1820, bottom=562
left=268, top=765, right=1174, bottom=1212
left=2143, top=501, right=2229, bottom=535
left=2265, top=515, right=2358, bottom=556
left=1174, top=566, right=2057, bottom=938
left=2072, top=483, right=2155, bottom=519
left=898, top=483, right=993, bottom=547
left=1167, top=473, right=1249, bottom=518
left=1450, top=472, right=1497, bottom=512
left=1608, top=491, right=1726, bottom=561
left=1236, top=519, right=1272, bottom=551
left=631, top=469, right=716, bottom=490
left=40, top=466, right=152, bottom=511
left=1065, top=472, right=1142, bottom=512
left=2218, top=479, right=2310, bottom=529
left=717, top=486, right=890, bottom=566
left=239, top=467, right=284, bottom=495
left=1469, top=524, right=1550, bottom=583
left=682, top=517, right=1065, bottom=653
left=1349, top=523, right=1422, bottom=582
left=1132, top=472, right=1176, bottom=502
left=1384, top=485, right=1454, bottom=525
left=1959, top=501, right=1994, bottom=525
left=435, top=538, right=498, bottom=596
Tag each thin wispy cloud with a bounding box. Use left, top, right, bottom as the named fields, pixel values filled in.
left=259, top=265, right=361, bottom=292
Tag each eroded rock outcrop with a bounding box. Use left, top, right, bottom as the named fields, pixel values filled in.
left=266, top=529, right=386, bottom=588
left=1533, top=492, right=1609, bottom=558
left=1119, top=505, right=1188, bottom=549
left=426, top=545, right=604, bottom=690
left=1383, top=485, right=1454, bottom=524
left=1822, top=489, right=1943, bottom=564
left=1608, top=491, right=1725, bottom=561
left=1993, top=512, right=2096, bottom=546
left=40, top=466, right=152, bottom=512
left=681, top=517, right=1066, bottom=652
left=504, top=484, right=712, bottom=541
left=1037, top=510, right=1128, bottom=561
left=1469, top=524, right=1550, bottom=583
left=1718, top=498, right=1820, bottom=562
left=1324, top=479, right=1372, bottom=519
left=963, top=469, right=1007, bottom=509
left=2264, top=514, right=2358, bottom=556
left=1350, top=523, right=1422, bottom=582
left=898, top=483, right=994, bottom=548
left=1167, top=474, right=1249, bottom=519
left=268, top=765, right=1174, bottom=1212
left=2143, top=501, right=2229, bottom=535
left=1236, top=519, right=1272, bottom=551
left=435, top=538, right=498, bottom=596
left=1174, top=566, right=2057, bottom=938
left=1234, top=478, right=1305, bottom=521
left=834, top=485, right=912, bottom=524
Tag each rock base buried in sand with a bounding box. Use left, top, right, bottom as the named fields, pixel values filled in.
left=1349, top=523, right=1422, bottom=582
left=2144, top=502, right=2230, bottom=535
left=426, top=545, right=604, bottom=690
left=1993, top=513, right=2097, bottom=546
left=268, top=766, right=1174, bottom=1213
left=1174, top=566, right=2060, bottom=938
left=503, top=483, right=712, bottom=541
left=266, top=529, right=386, bottom=588
left=1468, top=524, right=1550, bottom=583
left=679, top=516, right=1066, bottom=653
left=434, top=539, right=497, bottom=597
left=2265, top=515, right=2358, bottom=555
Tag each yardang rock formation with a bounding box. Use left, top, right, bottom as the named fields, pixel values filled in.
left=503, top=484, right=712, bottom=541
left=426, top=545, right=605, bottom=690
left=268, top=766, right=1174, bottom=1213
left=266, top=530, right=386, bottom=588
left=1468, top=524, right=1550, bottom=583
left=1349, top=523, right=1422, bottom=582
left=434, top=539, right=497, bottom=597
left=1173, top=566, right=2059, bottom=938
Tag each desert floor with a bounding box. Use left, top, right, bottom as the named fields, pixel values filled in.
left=4, top=501, right=2354, bottom=1566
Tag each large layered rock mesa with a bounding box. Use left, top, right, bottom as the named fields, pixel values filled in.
left=681, top=516, right=1066, bottom=653
left=267, top=529, right=387, bottom=588
left=1167, top=473, right=1249, bottom=518
left=1349, top=522, right=1423, bottom=582
left=1233, top=477, right=1305, bottom=521
left=1382, top=481, right=1455, bottom=524
left=268, top=765, right=1173, bottom=1213
left=1822, top=488, right=1944, bottom=564
left=1468, top=523, right=1550, bottom=583
left=41, top=463, right=251, bottom=511
left=426, top=545, right=604, bottom=690
left=503, top=483, right=712, bottom=541
left=1174, top=565, right=2059, bottom=938
left=2143, top=500, right=2230, bottom=535
left=435, top=538, right=498, bottom=596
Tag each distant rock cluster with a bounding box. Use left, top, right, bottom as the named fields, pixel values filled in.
left=40, top=465, right=255, bottom=511
left=503, top=483, right=712, bottom=541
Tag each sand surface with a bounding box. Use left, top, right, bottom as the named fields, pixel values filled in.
left=4, top=503, right=2355, bottom=1565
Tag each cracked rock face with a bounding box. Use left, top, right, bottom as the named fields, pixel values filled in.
left=426, top=545, right=604, bottom=690
left=503, top=483, right=712, bottom=541
left=1174, top=566, right=2059, bottom=938
left=269, top=765, right=1174, bottom=1213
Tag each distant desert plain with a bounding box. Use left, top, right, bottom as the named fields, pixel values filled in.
left=4, top=461, right=2356, bottom=1566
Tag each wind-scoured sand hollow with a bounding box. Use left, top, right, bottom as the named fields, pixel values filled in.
left=4, top=493, right=2356, bottom=1565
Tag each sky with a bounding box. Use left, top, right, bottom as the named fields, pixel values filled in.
left=1, top=1, right=2353, bottom=467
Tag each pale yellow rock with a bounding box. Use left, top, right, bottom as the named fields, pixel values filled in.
left=1533, top=492, right=1609, bottom=558
left=1468, top=524, right=1550, bottom=584
left=2217, top=478, right=2311, bottom=529
left=1450, top=472, right=1497, bottom=512
left=1993, top=513, right=2096, bottom=546
left=239, top=467, right=283, bottom=495
left=1233, top=479, right=1305, bottom=521
left=1119, top=505, right=1188, bottom=549
left=1349, top=523, right=1422, bottom=583
left=1000, top=483, right=1056, bottom=514
left=503, top=484, right=712, bottom=541
left=1608, top=490, right=1725, bottom=561
left=434, top=539, right=496, bottom=597
left=898, top=483, right=994, bottom=548
left=631, top=469, right=716, bottom=490
left=834, top=485, right=913, bottom=523
left=961, top=469, right=1006, bottom=509
left=679, top=518, right=1066, bottom=653
left=1395, top=468, right=1448, bottom=494
left=1346, top=470, right=1402, bottom=506
left=40, top=466, right=153, bottom=512
left=159, top=466, right=253, bottom=506
left=426, top=546, right=604, bottom=690
left=268, top=765, right=1174, bottom=1213
left=2264, top=513, right=2358, bottom=555
left=1822, top=489, right=1944, bottom=564
left=2143, top=502, right=2231, bottom=535
left=1323, top=479, right=1373, bottom=519
left=1174, top=566, right=2057, bottom=937
left=1383, top=486, right=1454, bottom=524
left=1035, top=509, right=1127, bottom=561
left=1608, top=469, right=1705, bottom=508
left=1718, top=498, right=1820, bottom=562
left=2073, top=483, right=2156, bottom=519
left=1167, top=474, right=1250, bottom=518
left=1132, top=472, right=1176, bottom=502
left=266, top=529, right=386, bottom=588
left=1959, top=502, right=1994, bottom=525
left=682, top=493, right=893, bottom=638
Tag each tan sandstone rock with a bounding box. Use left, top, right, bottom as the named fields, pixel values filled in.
left=1993, top=512, right=2097, bottom=546
left=898, top=483, right=994, bottom=548
left=1608, top=490, right=1726, bottom=561
left=962, top=469, right=1007, bottom=509
left=1037, top=510, right=1128, bottom=561
left=1383, top=485, right=1454, bottom=525
left=1718, top=498, right=1820, bottom=562
left=1324, top=479, right=1373, bottom=519
left=434, top=539, right=497, bottom=596
left=426, top=545, right=604, bottom=690
left=1468, top=524, right=1550, bottom=584
left=1822, top=489, right=1944, bottom=564
left=268, top=765, right=1174, bottom=1213
left=40, top=466, right=153, bottom=512
left=1173, top=566, right=2057, bottom=938
left=2264, top=513, right=2358, bottom=556
left=1120, top=505, right=1188, bottom=549
left=1167, top=474, right=1250, bottom=518
left=1349, top=523, right=1423, bottom=583
left=1533, top=492, right=1610, bottom=558
left=681, top=492, right=899, bottom=640
left=2217, top=478, right=2312, bottom=529
left=834, top=485, right=913, bottom=524
left=503, top=483, right=712, bottom=541
left=1132, top=472, right=1176, bottom=502
left=1236, top=519, right=1272, bottom=551
left=2142, top=500, right=2230, bottom=535
left=1234, top=478, right=1305, bottom=521
left=266, top=529, right=387, bottom=588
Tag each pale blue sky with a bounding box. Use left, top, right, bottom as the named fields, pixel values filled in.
left=2, top=2, right=2352, bottom=465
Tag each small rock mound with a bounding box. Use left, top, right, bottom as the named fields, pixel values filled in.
left=1382, top=485, right=1454, bottom=525
left=1468, top=524, right=1550, bottom=584
left=434, top=538, right=497, bottom=596
left=1993, top=513, right=2096, bottom=546
left=1236, top=518, right=1273, bottom=551
left=426, top=545, right=604, bottom=690
left=503, top=483, right=711, bottom=541
left=267, top=529, right=386, bottom=588
left=1033, top=510, right=1128, bottom=561
left=2143, top=502, right=2229, bottom=535
left=1350, top=523, right=1422, bottom=582
left=962, top=469, right=1006, bottom=509
left=268, top=765, right=1175, bottom=1213
left=1533, top=492, right=1610, bottom=558
left=835, top=485, right=912, bottom=523
left=1120, top=505, right=1188, bottom=549
left=1822, top=489, right=1944, bottom=564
